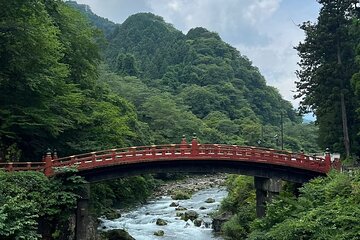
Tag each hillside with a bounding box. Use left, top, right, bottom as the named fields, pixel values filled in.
left=68, top=3, right=319, bottom=152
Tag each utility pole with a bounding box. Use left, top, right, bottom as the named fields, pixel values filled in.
left=280, top=112, right=284, bottom=150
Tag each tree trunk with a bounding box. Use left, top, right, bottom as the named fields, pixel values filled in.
left=340, top=91, right=350, bottom=157
left=337, top=40, right=350, bottom=157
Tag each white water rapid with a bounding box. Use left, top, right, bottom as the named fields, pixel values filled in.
left=100, top=187, right=228, bottom=240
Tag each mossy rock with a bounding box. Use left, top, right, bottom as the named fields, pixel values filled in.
left=194, top=218, right=203, bottom=227
left=156, top=218, right=168, bottom=226
left=154, top=230, right=165, bottom=236
left=171, top=191, right=191, bottom=200
left=175, top=206, right=187, bottom=211
left=101, top=229, right=135, bottom=240
left=184, top=210, right=199, bottom=221
left=104, top=209, right=121, bottom=220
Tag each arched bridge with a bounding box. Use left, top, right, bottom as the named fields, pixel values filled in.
left=0, top=137, right=341, bottom=183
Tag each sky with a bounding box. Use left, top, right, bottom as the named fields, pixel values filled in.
left=75, top=0, right=320, bottom=110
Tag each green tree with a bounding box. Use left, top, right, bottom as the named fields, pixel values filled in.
left=295, top=0, right=360, bottom=157
left=0, top=171, right=84, bottom=239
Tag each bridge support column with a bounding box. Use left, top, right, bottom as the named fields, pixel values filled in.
left=254, top=177, right=282, bottom=217
left=76, top=183, right=91, bottom=240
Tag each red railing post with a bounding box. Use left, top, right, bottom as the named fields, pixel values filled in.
left=152, top=145, right=156, bottom=156
left=43, top=149, right=53, bottom=176
left=324, top=148, right=331, bottom=172
left=180, top=135, right=187, bottom=155
left=111, top=149, right=116, bottom=161
left=191, top=133, right=199, bottom=156
left=7, top=163, right=13, bottom=172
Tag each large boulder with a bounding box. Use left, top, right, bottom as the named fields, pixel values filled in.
left=184, top=210, right=199, bottom=221
left=101, top=229, right=135, bottom=240
left=193, top=218, right=203, bottom=227
left=156, top=218, right=168, bottom=226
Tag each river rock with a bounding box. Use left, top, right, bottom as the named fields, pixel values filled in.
left=104, top=209, right=121, bottom=220
left=193, top=218, right=203, bottom=227
left=212, top=212, right=232, bottom=232
left=101, top=229, right=135, bottom=240
left=156, top=218, right=168, bottom=226
left=199, top=206, right=207, bottom=210
left=169, top=202, right=179, bottom=207
left=154, top=230, right=165, bottom=236
left=175, top=206, right=187, bottom=211
left=176, top=212, right=184, bottom=217
left=184, top=210, right=199, bottom=221
left=205, top=198, right=215, bottom=203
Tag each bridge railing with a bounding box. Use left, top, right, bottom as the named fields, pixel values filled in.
left=0, top=162, right=45, bottom=172
left=0, top=138, right=339, bottom=176
left=52, top=144, right=193, bottom=169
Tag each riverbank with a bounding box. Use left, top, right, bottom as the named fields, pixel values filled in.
left=151, top=173, right=227, bottom=198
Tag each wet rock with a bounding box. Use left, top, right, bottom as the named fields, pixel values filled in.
left=193, top=218, right=203, bottom=227
left=199, top=206, right=207, bottom=210
left=156, top=218, right=168, bottom=226
left=104, top=209, right=121, bottom=220
left=154, top=230, right=165, bottom=236
left=184, top=210, right=199, bottom=221
left=205, top=198, right=215, bottom=203
left=101, top=229, right=135, bottom=240
left=169, top=202, right=179, bottom=207
left=176, top=212, right=184, bottom=217
left=175, top=206, right=187, bottom=211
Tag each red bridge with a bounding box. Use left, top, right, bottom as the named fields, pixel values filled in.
left=0, top=136, right=340, bottom=183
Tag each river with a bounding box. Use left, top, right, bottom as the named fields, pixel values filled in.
left=100, top=187, right=228, bottom=239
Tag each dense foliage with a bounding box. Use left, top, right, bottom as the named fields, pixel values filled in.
left=0, top=171, right=84, bottom=239
left=295, top=0, right=360, bottom=158
left=218, top=175, right=256, bottom=239
left=218, top=171, right=360, bottom=240
left=248, top=171, right=360, bottom=240
left=90, top=175, right=158, bottom=216
left=0, top=0, right=145, bottom=162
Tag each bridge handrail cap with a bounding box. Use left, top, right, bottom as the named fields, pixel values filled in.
left=151, top=145, right=157, bottom=147
left=130, top=147, right=136, bottom=149
left=171, top=144, right=175, bottom=146
left=70, top=155, right=75, bottom=158
left=111, top=149, right=117, bottom=151
left=91, top=152, right=96, bottom=154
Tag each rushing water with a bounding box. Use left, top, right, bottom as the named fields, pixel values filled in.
left=100, top=187, right=228, bottom=240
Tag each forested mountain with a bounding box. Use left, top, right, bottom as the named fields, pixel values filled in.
left=73, top=8, right=317, bottom=151
left=0, top=0, right=320, bottom=163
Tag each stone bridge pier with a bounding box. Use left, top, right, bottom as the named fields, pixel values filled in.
left=254, top=177, right=282, bottom=217
left=76, top=184, right=91, bottom=240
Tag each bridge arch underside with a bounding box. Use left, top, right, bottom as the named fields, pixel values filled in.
left=76, top=160, right=325, bottom=183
